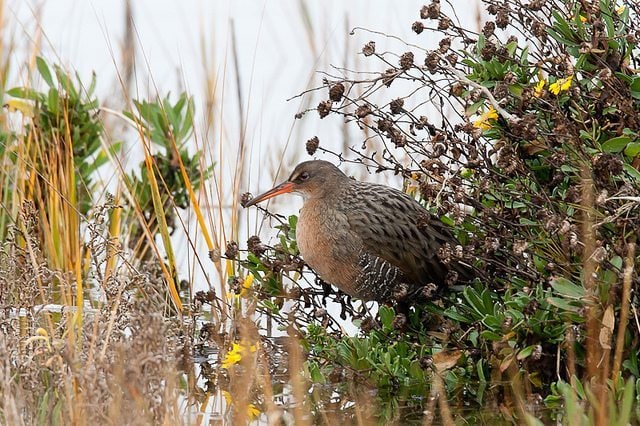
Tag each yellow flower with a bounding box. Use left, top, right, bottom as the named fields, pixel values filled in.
left=616, top=5, right=626, bottom=15
left=5, top=99, right=35, bottom=116
left=221, top=391, right=261, bottom=420
left=549, top=75, right=573, bottom=95
left=220, top=340, right=258, bottom=369
left=227, top=273, right=255, bottom=300
left=473, top=106, right=498, bottom=130
left=239, top=273, right=254, bottom=297
left=247, top=404, right=261, bottom=420
left=405, top=172, right=420, bottom=197
left=221, top=343, right=243, bottom=368
left=226, top=259, right=234, bottom=277
left=533, top=79, right=546, bottom=97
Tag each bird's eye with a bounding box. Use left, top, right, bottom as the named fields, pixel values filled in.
left=299, top=172, right=310, bottom=181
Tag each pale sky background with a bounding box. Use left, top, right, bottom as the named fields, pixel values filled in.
left=6, top=0, right=482, bottom=328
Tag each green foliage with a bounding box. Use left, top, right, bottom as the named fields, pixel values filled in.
left=124, top=93, right=211, bottom=213
left=6, top=57, right=110, bottom=215
left=240, top=0, right=640, bottom=422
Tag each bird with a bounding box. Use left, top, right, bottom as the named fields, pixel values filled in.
left=243, top=160, right=472, bottom=303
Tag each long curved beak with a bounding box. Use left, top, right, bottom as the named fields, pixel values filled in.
left=243, top=181, right=295, bottom=208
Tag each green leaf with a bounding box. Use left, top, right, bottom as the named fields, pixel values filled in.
left=379, top=305, right=394, bottom=330
left=307, top=360, right=325, bottom=383
left=6, top=87, right=41, bottom=100
left=443, top=309, right=471, bottom=323
left=480, top=330, right=502, bottom=341
left=36, top=57, right=54, bottom=87
left=619, top=378, right=635, bottom=426
left=623, top=142, right=640, bottom=157
left=550, top=277, right=585, bottom=299
left=547, top=297, right=581, bottom=312
left=623, top=164, right=640, bottom=183
left=516, top=345, right=535, bottom=360
left=602, top=136, right=631, bottom=153
left=466, top=99, right=485, bottom=116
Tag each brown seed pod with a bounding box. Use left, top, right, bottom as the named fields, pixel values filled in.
left=399, top=52, right=414, bottom=70
left=329, top=83, right=345, bottom=102
left=317, top=100, right=332, bottom=118
left=306, top=136, right=320, bottom=156
left=362, top=41, right=376, bottom=56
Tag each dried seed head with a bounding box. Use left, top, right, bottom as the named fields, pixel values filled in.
left=360, top=316, right=376, bottom=333
left=382, top=68, right=399, bottom=87
left=513, top=240, right=528, bottom=256
left=329, top=82, right=345, bottom=102
left=377, top=118, right=393, bottom=132
left=412, top=21, right=425, bottom=34
left=593, top=153, right=623, bottom=182
left=445, top=270, right=459, bottom=286
left=317, top=100, right=332, bottom=118
left=425, top=51, right=439, bottom=73
left=389, top=98, right=404, bottom=115
left=225, top=241, right=239, bottom=259
left=451, top=82, right=465, bottom=97
left=481, top=40, right=497, bottom=60
left=482, top=21, right=495, bottom=38
left=438, top=17, right=451, bottom=30
left=392, top=312, right=408, bottom=329
left=288, top=287, right=302, bottom=299
left=438, top=243, right=453, bottom=264
left=389, top=128, right=406, bottom=147
left=421, top=0, right=440, bottom=19
left=306, top=136, right=320, bottom=156
left=420, top=356, right=433, bottom=369
left=240, top=192, right=253, bottom=207
left=438, top=37, right=451, bottom=53
left=399, top=51, right=414, bottom=70
left=591, top=246, right=608, bottom=263
left=420, top=5, right=429, bottom=19
left=496, top=7, right=509, bottom=29
left=355, top=104, right=371, bottom=118
left=247, top=235, right=267, bottom=257
left=362, top=41, right=376, bottom=56
left=531, top=21, right=547, bottom=40
left=229, top=276, right=242, bottom=294
left=421, top=282, right=438, bottom=299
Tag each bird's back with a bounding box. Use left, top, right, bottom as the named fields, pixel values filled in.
left=332, top=179, right=469, bottom=300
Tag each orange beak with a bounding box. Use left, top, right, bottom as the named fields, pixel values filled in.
left=242, top=181, right=295, bottom=208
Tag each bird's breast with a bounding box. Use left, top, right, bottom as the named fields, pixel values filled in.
left=296, top=200, right=361, bottom=295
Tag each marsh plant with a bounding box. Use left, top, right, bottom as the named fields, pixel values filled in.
left=1, top=0, right=640, bottom=424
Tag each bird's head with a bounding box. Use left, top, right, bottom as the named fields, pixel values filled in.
left=242, top=160, right=347, bottom=207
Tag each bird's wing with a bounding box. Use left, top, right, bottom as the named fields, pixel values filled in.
left=343, top=182, right=455, bottom=286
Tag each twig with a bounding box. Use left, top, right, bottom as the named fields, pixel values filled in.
left=612, top=241, right=636, bottom=380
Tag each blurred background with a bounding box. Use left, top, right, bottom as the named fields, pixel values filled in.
left=5, top=0, right=482, bottom=320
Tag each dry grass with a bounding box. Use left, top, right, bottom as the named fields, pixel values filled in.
left=1, top=1, right=639, bottom=425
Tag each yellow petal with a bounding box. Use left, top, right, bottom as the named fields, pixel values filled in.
left=247, top=404, right=261, bottom=420
left=560, top=75, right=573, bottom=91
left=5, top=99, right=35, bottom=116
left=239, top=273, right=254, bottom=297
left=472, top=106, right=498, bottom=130
left=534, top=79, right=546, bottom=97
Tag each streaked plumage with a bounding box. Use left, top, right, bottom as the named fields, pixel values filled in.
left=244, top=160, right=471, bottom=302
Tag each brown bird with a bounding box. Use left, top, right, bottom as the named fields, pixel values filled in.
left=243, top=160, right=471, bottom=303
